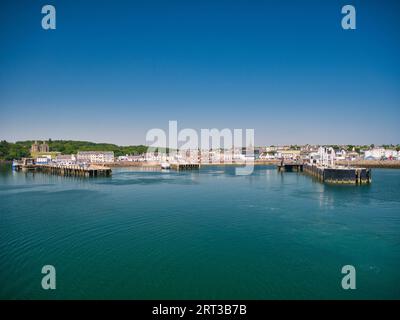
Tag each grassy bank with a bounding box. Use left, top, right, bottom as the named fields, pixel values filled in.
left=0, top=140, right=149, bottom=161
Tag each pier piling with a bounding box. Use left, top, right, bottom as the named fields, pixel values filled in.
left=15, top=164, right=112, bottom=178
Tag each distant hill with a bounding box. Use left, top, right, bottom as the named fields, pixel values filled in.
left=0, top=140, right=150, bottom=161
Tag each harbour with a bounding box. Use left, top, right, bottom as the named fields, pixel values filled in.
left=1, top=0, right=399, bottom=303
left=276, top=146, right=373, bottom=185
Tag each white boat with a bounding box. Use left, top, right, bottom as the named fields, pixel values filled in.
left=12, top=160, right=19, bottom=169
left=161, top=162, right=171, bottom=169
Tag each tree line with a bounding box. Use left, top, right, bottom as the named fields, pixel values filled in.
left=0, top=140, right=150, bottom=161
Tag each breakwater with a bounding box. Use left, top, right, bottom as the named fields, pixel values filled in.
left=303, top=164, right=371, bottom=184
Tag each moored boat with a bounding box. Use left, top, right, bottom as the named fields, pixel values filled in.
left=161, top=162, right=171, bottom=169
left=12, top=160, right=19, bottom=169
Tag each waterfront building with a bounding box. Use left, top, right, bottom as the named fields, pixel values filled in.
left=117, top=155, right=145, bottom=162
left=276, top=150, right=301, bottom=161
left=253, top=148, right=262, bottom=159
left=55, top=154, right=77, bottom=165
left=308, top=152, right=321, bottom=164
left=259, top=151, right=277, bottom=160
left=300, top=144, right=318, bottom=153
left=199, top=149, right=211, bottom=163
left=300, top=149, right=313, bottom=160
left=335, top=149, right=347, bottom=161
left=346, top=151, right=360, bottom=161
left=265, top=146, right=278, bottom=152
left=309, top=147, right=336, bottom=166
left=35, top=156, right=51, bottom=165
left=144, top=152, right=165, bottom=162
left=222, top=150, right=234, bottom=162
left=364, top=148, right=385, bottom=160
left=77, top=151, right=114, bottom=163
left=317, top=147, right=335, bottom=166
left=364, top=148, right=398, bottom=160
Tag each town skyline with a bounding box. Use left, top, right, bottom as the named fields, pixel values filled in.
left=3, top=139, right=400, bottom=168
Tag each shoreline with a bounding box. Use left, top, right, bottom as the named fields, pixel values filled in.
left=4, top=159, right=400, bottom=169
left=106, top=160, right=280, bottom=168
left=109, top=159, right=400, bottom=169
left=336, top=160, right=400, bottom=169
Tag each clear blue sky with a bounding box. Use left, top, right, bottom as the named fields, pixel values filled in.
left=0, top=0, right=399, bottom=146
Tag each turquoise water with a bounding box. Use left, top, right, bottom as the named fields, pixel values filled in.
left=0, top=164, right=399, bottom=299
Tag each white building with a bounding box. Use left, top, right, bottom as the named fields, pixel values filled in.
left=144, top=152, right=167, bottom=162
left=276, top=150, right=301, bottom=160
left=117, top=155, right=145, bottom=162
left=265, top=146, right=278, bottom=152
left=259, top=152, right=277, bottom=160
left=77, top=151, right=114, bottom=163
left=36, top=156, right=51, bottom=165
left=364, top=148, right=398, bottom=160
left=55, top=154, right=76, bottom=165
left=335, top=149, right=347, bottom=161
left=320, top=147, right=336, bottom=166
left=309, top=147, right=335, bottom=166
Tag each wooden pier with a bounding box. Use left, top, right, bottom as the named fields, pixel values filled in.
left=170, top=163, right=200, bottom=171
left=15, top=163, right=112, bottom=177
left=15, top=158, right=36, bottom=170
left=277, top=163, right=303, bottom=172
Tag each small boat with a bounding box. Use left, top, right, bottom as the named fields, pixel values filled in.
left=161, top=162, right=171, bottom=170
left=12, top=160, right=19, bottom=169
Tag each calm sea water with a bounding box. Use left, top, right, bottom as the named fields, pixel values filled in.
left=0, top=164, right=399, bottom=299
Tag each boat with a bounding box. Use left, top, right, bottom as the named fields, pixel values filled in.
left=161, top=162, right=171, bottom=169
left=12, top=160, right=19, bottom=170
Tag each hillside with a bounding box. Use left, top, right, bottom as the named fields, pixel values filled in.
left=0, top=140, right=149, bottom=161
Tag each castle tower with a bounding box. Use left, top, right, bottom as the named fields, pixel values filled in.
left=39, top=141, right=49, bottom=153
left=31, top=141, right=40, bottom=154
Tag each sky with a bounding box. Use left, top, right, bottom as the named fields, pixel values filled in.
left=0, top=0, right=399, bottom=146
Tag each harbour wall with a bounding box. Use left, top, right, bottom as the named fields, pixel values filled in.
left=303, top=164, right=371, bottom=184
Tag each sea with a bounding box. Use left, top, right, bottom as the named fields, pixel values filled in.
left=0, top=164, right=399, bottom=299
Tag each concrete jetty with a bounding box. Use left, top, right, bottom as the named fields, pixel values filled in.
left=276, top=160, right=371, bottom=185
left=303, top=164, right=371, bottom=184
